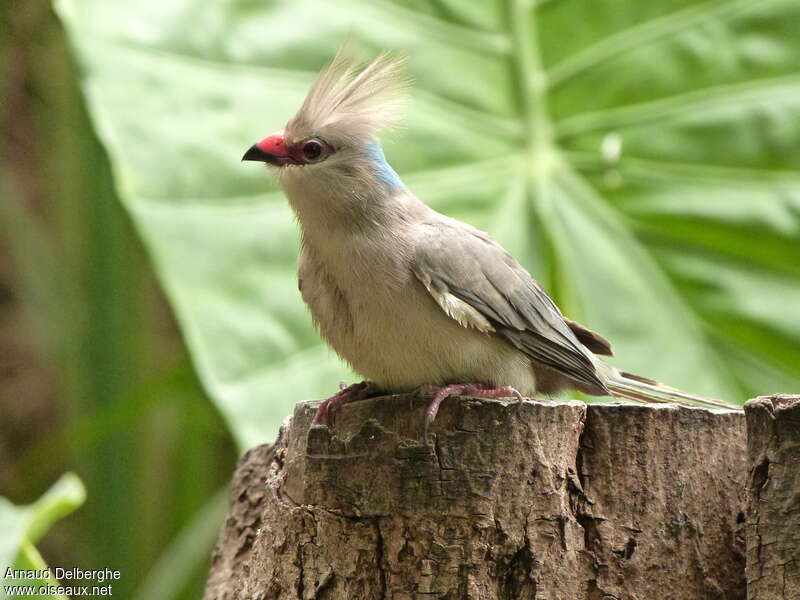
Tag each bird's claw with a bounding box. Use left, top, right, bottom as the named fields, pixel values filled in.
left=417, top=383, right=525, bottom=444
left=312, top=381, right=378, bottom=426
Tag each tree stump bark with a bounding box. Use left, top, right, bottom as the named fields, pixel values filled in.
left=745, top=395, right=800, bottom=600
left=205, top=395, right=748, bottom=599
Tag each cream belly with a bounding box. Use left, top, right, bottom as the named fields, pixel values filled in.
left=299, top=250, right=537, bottom=395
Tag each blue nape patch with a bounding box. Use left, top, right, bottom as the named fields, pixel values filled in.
left=365, top=142, right=404, bottom=189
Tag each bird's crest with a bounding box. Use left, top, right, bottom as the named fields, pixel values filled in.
left=286, top=49, right=409, bottom=145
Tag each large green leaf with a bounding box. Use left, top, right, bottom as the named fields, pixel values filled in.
left=55, top=0, right=800, bottom=449
left=1, top=474, right=86, bottom=600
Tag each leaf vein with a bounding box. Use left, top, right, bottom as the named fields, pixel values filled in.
left=546, top=0, right=790, bottom=90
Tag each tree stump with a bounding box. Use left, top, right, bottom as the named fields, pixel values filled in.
left=205, top=395, right=748, bottom=599
left=745, top=395, right=800, bottom=600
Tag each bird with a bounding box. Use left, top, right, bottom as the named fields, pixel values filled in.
left=242, top=49, right=737, bottom=438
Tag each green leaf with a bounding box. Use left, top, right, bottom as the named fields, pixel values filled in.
left=55, top=0, right=800, bottom=448
left=132, top=487, right=228, bottom=600
left=1, top=474, right=86, bottom=600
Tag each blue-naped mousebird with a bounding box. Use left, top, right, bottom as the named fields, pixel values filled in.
left=242, top=50, right=736, bottom=438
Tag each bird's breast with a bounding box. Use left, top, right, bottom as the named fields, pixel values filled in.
left=297, top=241, right=536, bottom=394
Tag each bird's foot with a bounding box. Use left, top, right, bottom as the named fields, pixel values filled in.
left=312, top=380, right=379, bottom=426
left=417, top=383, right=524, bottom=443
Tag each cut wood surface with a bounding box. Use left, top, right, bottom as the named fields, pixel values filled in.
left=205, top=395, right=750, bottom=599
left=745, top=395, right=800, bottom=600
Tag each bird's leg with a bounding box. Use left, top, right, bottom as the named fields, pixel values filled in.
left=418, top=383, right=525, bottom=442
left=312, top=380, right=379, bottom=426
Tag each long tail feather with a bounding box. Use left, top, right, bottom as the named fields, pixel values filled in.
left=606, top=371, right=740, bottom=411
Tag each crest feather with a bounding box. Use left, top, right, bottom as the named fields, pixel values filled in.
left=286, top=49, right=409, bottom=144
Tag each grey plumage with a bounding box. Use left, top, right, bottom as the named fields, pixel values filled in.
left=411, top=219, right=609, bottom=395
left=243, top=50, right=736, bottom=413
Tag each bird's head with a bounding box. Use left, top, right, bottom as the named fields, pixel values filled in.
left=242, top=50, right=409, bottom=192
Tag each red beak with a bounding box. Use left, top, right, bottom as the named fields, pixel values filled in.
left=242, top=133, right=290, bottom=165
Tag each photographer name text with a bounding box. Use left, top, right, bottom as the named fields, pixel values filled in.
left=3, top=567, right=121, bottom=596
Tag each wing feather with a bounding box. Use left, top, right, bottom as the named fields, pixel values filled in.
left=415, top=267, right=495, bottom=333
left=412, top=220, right=610, bottom=394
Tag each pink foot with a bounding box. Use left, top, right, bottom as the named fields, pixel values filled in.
left=312, top=381, right=379, bottom=426
left=418, top=383, right=524, bottom=442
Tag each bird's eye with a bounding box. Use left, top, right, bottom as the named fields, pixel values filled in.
left=301, top=139, right=325, bottom=162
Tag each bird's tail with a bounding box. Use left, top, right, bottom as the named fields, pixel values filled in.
left=605, top=370, right=739, bottom=411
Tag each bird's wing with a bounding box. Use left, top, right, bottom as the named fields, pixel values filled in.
left=564, top=318, right=613, bottom=356
left=411, top=220, right=609, bottom=394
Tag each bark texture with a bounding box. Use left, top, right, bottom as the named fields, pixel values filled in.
left=205, top=395, right=747, bottom=600
left=745, top=395, right=800, bottom=600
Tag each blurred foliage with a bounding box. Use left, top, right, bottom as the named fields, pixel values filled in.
left=1, top=2, right=235, bottom=599
left=54, top=0, right=800, bottom=449
left=0, top=474, right=85, bottom=600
